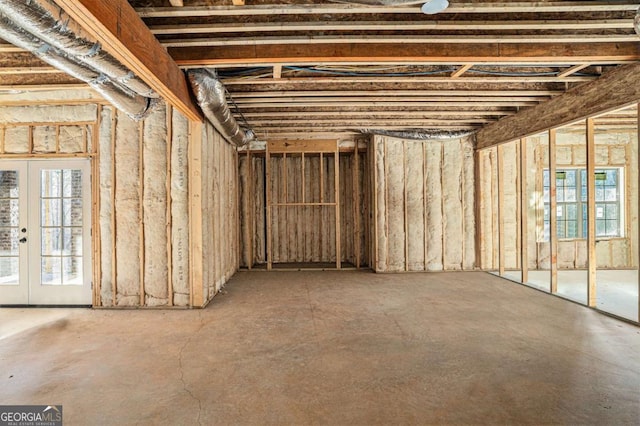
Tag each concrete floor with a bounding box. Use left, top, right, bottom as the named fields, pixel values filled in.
left=1, top=271, right=639, bottom=425
left=500, top=269, right=639, bottom=321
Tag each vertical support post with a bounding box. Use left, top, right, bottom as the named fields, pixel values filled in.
left=586, top=118, right=597, bottom=307
left=110, top=110, right=117, bottom=305
left=497, top=145, right=505, bottom=276
left=372, top=138, right=378, bottom=271
left=549, top=128, right=558, bottom=293
left=520, top=138, right=529, bottom=283
left=248, top=149, right=254, bottom=269
left=637, top=104, right=640, bottom=323
left=334, top=145, right=341, bottom=269
left=188, top=121, right=204, bottom=307
left=354, top=147, right=361, bottom=269
left=138, top=121, right=145, bottom=307
left=166, top=105, right=173, bottom=306
left=301, top=152, right=306, bottom=204
left=92, top=107, right=102, bottom=306
left=266, top=146, right=272, bottom=271
left=474, top=150, right=483, bottom=269
left=515, top=142, right=521, bottom=269
left=320, top=152, right=324, bottom=203
left=403, top=141, right=409, bottom=271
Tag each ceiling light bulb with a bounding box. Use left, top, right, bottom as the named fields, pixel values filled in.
left=421, top=0, right=449, bottom=15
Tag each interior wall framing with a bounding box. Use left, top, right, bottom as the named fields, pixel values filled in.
left=238, top=142, right=369, bottom=269
left=0, top=97, right=239, bottom=308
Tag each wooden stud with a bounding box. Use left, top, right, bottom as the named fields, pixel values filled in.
left=403, top=141, right=409, bottom=271
left=110, top=110, right=117, bottom=306
left=586, top=118, right=597, bottom=307
left=319, top=152, right=324, bottom=203
left=440, top=143, right=446, bottom=269
left=301, top=152, right=306, bottom=204
left=497, top=144, right=505, bottom=275
left=188, top=120, right=204, bottom=306
left=549, top=128, right=558, bottom=293
left=520, top=138, right=529, bottom=283
left=55, top=125, right=61, bottom=154
left=266, top=146, right=272, bottom=270
left=334, top=145, right=341, bottom=269
left=138, top=121, right=145, bottom=307
left=474, top=149, right=483, bottom=268
left=91, top=107, right=101, bottom=306
left=0, top=127, right=5, bottom=154
left=515, top=141, right=521, bottom=270
left=372, top=137, right=378, bottom=271
left=423, top=142, right=429, bottom=270
left=384, top=140, right=390, bottom=269
left=247, top=148, right=254, bottom=269
left=637, top=104, right=640, bottom=323
left=354, top=149, right=361, bottom=269
left=166, top=105, right=174, bottom=306
left=27, top=126, right=34, bottom=155
left=169, top=0, right=184, bottom=6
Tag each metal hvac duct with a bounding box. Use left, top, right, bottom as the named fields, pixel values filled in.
left=357, top=128, right=476, bottom=140
left=0, top=0, right=157, bottom=120
left=187, top=69, right=255, bottom=147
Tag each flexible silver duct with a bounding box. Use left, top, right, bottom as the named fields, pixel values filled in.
left=0, top=14, right=155, bottom=120
left=357, top=128, right=476, bottom=140
left=187, top=69, right=255, bottom=147
left=0, top=0, right=156, bottom=98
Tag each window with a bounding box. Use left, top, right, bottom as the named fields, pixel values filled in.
left=542, top=168, right=623, bottom=241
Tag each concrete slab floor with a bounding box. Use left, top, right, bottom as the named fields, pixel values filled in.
left=1, top=271, right=639, bottom=425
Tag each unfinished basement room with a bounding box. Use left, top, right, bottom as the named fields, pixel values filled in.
left=0, top=0, right=639, bottom=424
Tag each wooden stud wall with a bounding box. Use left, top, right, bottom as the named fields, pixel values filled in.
left=238, top=143, right=368, bottom=269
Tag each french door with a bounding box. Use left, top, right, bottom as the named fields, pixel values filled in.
left=0, top=159, right=92, bottom=305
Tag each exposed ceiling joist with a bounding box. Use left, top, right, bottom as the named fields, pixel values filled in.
left=149, top=19, right=634, bottom=35
left=136, top=2, right=640, bottom=18
left=170, top=43, right=640, bottom=67
left=162, top=35, right=639, bottom=48
left=52, top=0, right=202, bottom=122
left=220, top=76, right=598, bottom=85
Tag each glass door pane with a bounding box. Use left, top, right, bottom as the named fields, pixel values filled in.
left=40, top=169, right=84, bottom=286
left=0, top=161, right=28, bottom=305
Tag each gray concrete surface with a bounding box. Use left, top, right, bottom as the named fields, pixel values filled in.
left=1, top=271, right=639, bottom=425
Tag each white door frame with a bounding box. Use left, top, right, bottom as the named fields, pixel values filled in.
left=0, top=159, right=92, bottom=305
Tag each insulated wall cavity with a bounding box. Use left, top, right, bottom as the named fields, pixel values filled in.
left=371, top=135, right=476, bottom=272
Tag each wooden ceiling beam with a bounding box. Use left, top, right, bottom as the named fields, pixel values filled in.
left=0, top=66, right=60, bottom=75
left=53, top=0, right=202, bottom=122
left=475, top=62, right=640, bottom=150
left=239, top=110, right=517, bottom=118
left=171, top=42, right=640, bottom=67
left=220, top=76, right=598, bottom=85
left=229, top=90, right=561, bottom=97
left=150, top=19, right=634, bottom=35
left=235, top=100, right=539, bottom=108
left=137, top=3, right=640, bottom=18
left=163, top=35, right=638, bottom=48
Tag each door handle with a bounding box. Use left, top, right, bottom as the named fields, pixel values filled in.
left=19, top=237, right=27, bottom=243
